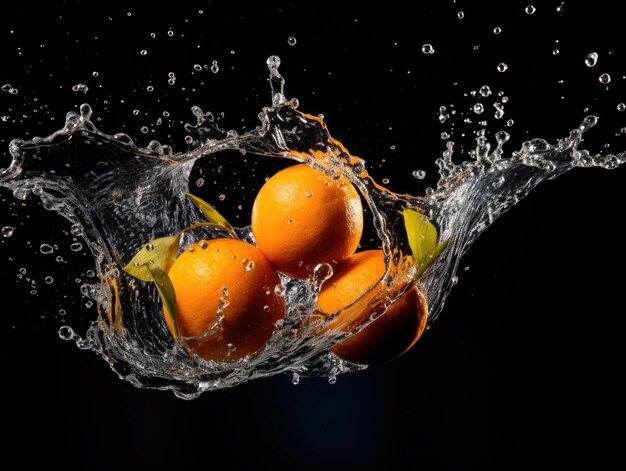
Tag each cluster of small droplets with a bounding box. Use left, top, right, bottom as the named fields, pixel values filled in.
left=168, top=72, right=176, bottom=85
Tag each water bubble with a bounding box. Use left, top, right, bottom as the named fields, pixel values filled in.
left=39, top=244, right=54, bottom=254
left=70, top=242, right=83, bottom=252
left=211, top=60, right=219, bottom=74
left=599, top=73, right=611, bottom=84
left=525, top=5, right=536, bottom=15
left=1, top=84, right=18, bottom=94
left=2, top=226, right=15, bottom=238
left=618, top=103, right=626, bottom=112
left=242, top=258, right=255, bottom=272
left=412, top=170, right=426, bottom=180
left=72, top=83, right=89, bottom=93
left=493, top=27, right=502, bottom=35
left=457, top=11, right=464, bottom=19
left=497, top=62, right=508, bottom=73
left=193, top=64, right=202, bottom=71
left=479, top=85, right=492, bottom=97
left=45, top=276, right=54, bottom=284
left=421, top=44, right=435, bottom=55
left=473, top=103, right=485, bottom=114
left=585, top=52, right=598, bottom=67
left=287, top=36, right=297, bottom=46
left=58, top=325, right=75, bottom=341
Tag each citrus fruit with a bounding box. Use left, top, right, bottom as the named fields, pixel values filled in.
left=165, top=238, right=285, bottom=362
left=317, top=250, right=428, bottom=365
left=251, top=163, right=364, bottom=279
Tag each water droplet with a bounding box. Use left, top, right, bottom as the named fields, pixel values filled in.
left=421, top=43, right=435, bottom=55
left=196, top=177, right=205, bottom=187
left=441, top=132, right=450, bottom=139
left=479, top=85, right=492, bottom=97
left=218, top=194, right=226, bottom=201
left=72, top=83, right=89, bottom=93
left=585, top=52, right=598, bottom=67
left=211, top=60, right=219, bottom=73
left=506, top=119, right=515, bottom=127
left=617, top=103, right=625, bottom=112
left=263, top=305, right=271, bottom=312
left=328, top=375, right=337, bottom=385
left=497, top=63, right=508, bottom=73
left=133, top=109, right=140, bottom=116
left=274, top=284, right=286, bottom=296
left=412, top=170, right=426, bottom=180
left=86, top=270, right=95, bottom=277
left=493, top=27, right=501, bottom=35
left=382, top=178, right=390, bottom=184
left=242, top=258, right=255, bottom=272
left=146, top=243, right=154, bottom=251
left=199, top=241, right=208, bottom=250
left=266, top=55, right=281, bottom=68
left=438, top=105, right=449, bottom=123
left=525, top=5, right=536, bottom=15
left=167, top=30, right=174, bottom=37
left=58, top=325, right=75, bottom=341
left=599, top=73, right=611, bottom=84
left=2, top=226, right=15, bottom=238
left=473, top=103, right=484, bottom=114
left=146, top=85, right=154, bottom=92
left=59, top=309, right=66, bottom=316
left=292, top=372, right=300, bottom=385
left=1, top=84, right=18, bottom=94
left=45, top=276, right=54, bottom=284
left=40, top=244, right=54, bottom=254
left=19, top=267, right=26, bottom=274
left=226, top=343, right=236, bottom=352
left=70, top=242, right=83, bottom=252
left=553, top=49, right=560, bottom=55
left=193, top=64, right=202, bottom=71
left=92, top=71, right=99, bottom=77
left=287, top=36, right=297, bottom=46
left=140, top=126, right=149, bottom=134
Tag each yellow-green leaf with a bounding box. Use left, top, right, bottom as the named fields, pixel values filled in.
left=403, top=208, right=448, bottom=278
left=185, top=192, right=236, bottom=237
left=122, top=234, right=181, bottom=282
left=146, top=265, right=178, bottom=337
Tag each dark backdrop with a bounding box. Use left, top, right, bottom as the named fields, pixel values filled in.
left=1, top=2, right=624, bottom=470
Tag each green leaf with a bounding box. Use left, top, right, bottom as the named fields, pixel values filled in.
left=185, top=192, right=237, bottom=238
left=403, top=208, right=449, bottom=278
left=122, top=234, right=181, bottom=282
left=146, top=265, right=178, bottom=338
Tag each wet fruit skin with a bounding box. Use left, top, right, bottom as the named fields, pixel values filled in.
left=165, top=238, right=285, bottom=362
left=251, top=163, right=364, bottom=279
left=317, top=250, right=428, bottom=365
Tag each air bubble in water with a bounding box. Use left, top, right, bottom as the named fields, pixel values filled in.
left=72, top=83, right=89, bottom=93
left=412, top=170, right=426, bottom=180
left=421, top=44, right=435, bottom=55
left=497, top=62, right=508, bottom=73
left=525, top=5, right=536, bottom=15
left=211, top=60, right=219, bottom=73
left=40, top=244, right=54, bottom=254
left=599, top=73, right=611, bottom=84
left=585, top=52, right=598, bottom=67
left=287, top=36, right=297, bottom=46
left=2, top=226, right=15, bottom=238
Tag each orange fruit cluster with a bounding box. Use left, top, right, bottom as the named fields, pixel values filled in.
left=166, top=163, right=428, bottom=365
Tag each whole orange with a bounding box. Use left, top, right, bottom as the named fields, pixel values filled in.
left=251, top=163, right=363, bottom=279
left=165, top=238, right=285, bottom=362
left=317, top=250, right=428, bottom=365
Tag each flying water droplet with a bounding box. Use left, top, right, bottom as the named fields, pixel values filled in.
left=72, top=83, right=89, bottom=93
left=585, top=52, right=598, bottom=67
left=40, top=244, right=54, bottom=254
left=2, top=226, right=15, bottom=238
left=497, top=62, right=508, bottom=73
left=525, top=5, right=536, bottom=15
left=421, top=43, right=435, bottom=55
left=412, top=170, right=426, bottom=180
left=473, top=103, right=485, bottom=114
left=599, top=73, right=611, bottom=84
left=617, top=103, right=625, bottom=112
left=211, top=60, right=219, bottom=73
left=242, top=258, right=255, bottom=272
left=287, top=36, right=297, bottom=46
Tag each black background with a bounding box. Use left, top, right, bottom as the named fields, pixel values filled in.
left=1, top=1, right=625, bottom=469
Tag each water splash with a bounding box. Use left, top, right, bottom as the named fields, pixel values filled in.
left=1, top=58, right=624, bottom=398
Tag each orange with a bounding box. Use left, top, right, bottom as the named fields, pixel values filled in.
left=251, top=163, right=363, bottom=279
left=317, top=250, right=428, bottom=365
left=165, top=238, right=285, bottom=362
